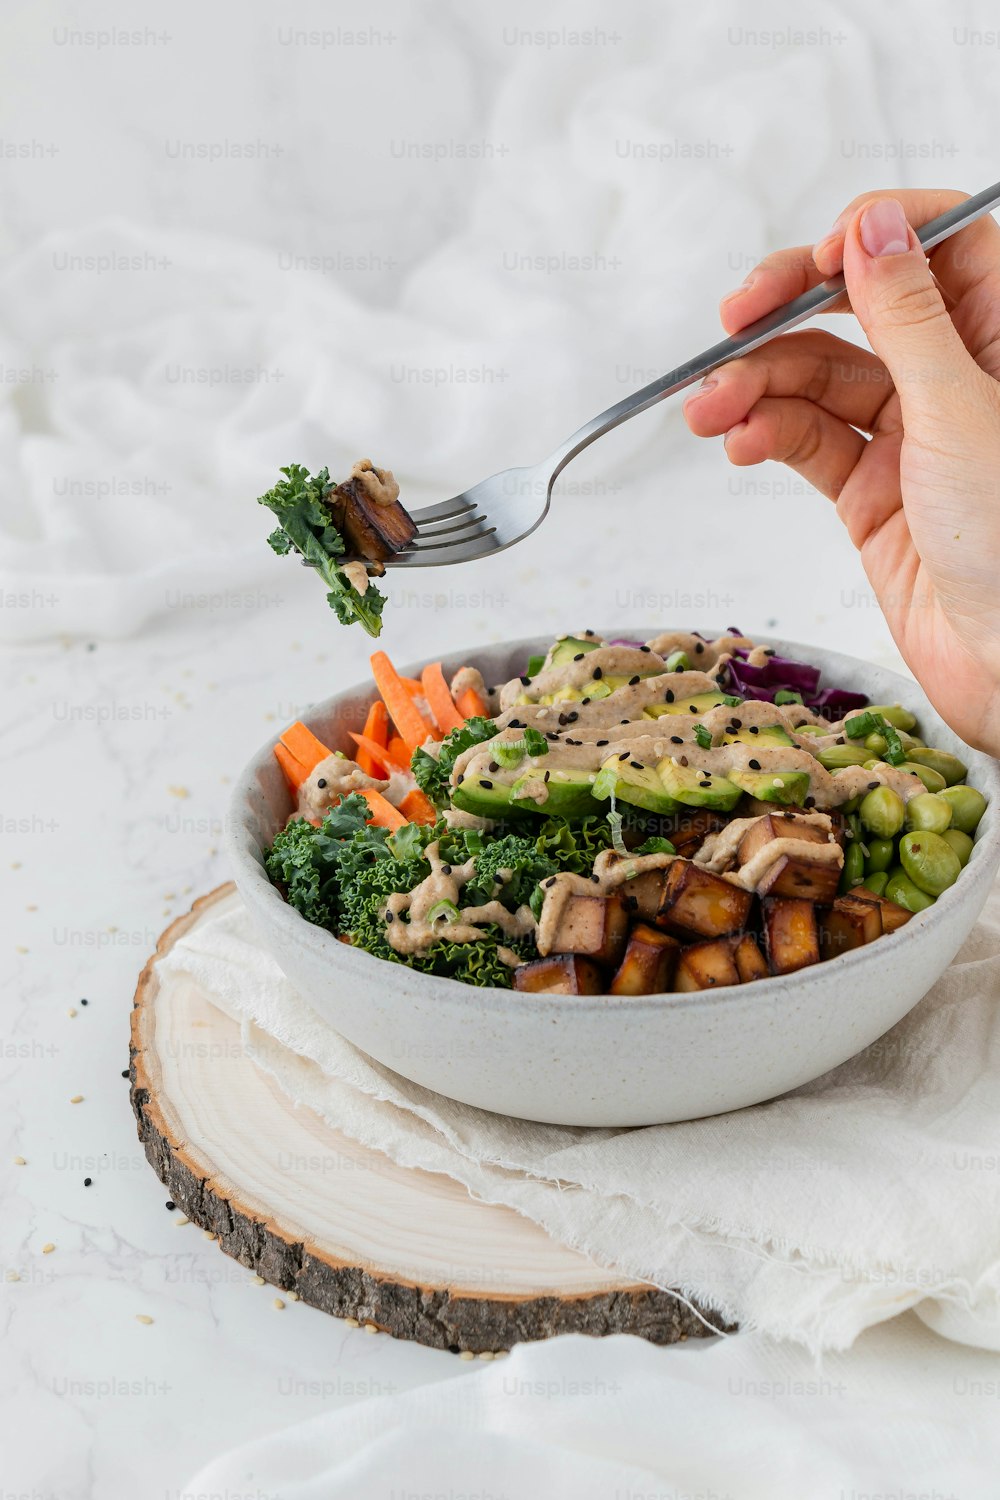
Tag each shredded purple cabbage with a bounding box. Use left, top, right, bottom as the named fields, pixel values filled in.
left=722, top=629, right=867, bottom=719
left=608, top=637, right=646, bottom=649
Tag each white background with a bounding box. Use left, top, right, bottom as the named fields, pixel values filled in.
left=2, top=0, right=999, bottom=1493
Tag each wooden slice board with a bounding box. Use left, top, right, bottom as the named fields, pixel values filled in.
left=129, top=885, right=729, bottom=1354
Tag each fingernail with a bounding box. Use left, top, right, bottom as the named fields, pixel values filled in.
left=723, top=420, right=747, bottom=446
left=685, top=376, right=718, bottom=405
left=859, top=200, right=910, bottom=258
left=812, top=231, right=838, bottom=259
left=721, top=275, right=756, bottom=304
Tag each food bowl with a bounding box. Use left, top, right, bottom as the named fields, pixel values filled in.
left=227, top=636, right=1000, bottom=1126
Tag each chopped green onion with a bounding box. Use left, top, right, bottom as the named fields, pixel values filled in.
left=721, top=693, right=742, bottom=707
left=633, top=836, right=675, bottom=856
left=774, top=689, right=803, bottom=706
left=693, top=723, right=713, bottom=750
left=605, top=786, right=628, bottom=857
left=665, top=650, right=692, bottom=672
left=425, top=899, right=461, bottom=925
left=845, top=711, right=880, bottom=739
left=493, top=727, right=549, bottom=769
left=525, top=654, right=545, bottom=677
left=881, top=721, right=906, bottom=766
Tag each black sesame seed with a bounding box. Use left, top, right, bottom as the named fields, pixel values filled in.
left=837, top=736, right=845, bottom=745
left=749, top=759, right=761, bottom=770
left=665, top=690, right=675, bottom=703
left=573, top=653, right=585, bottom=662
left=84, top=1177, right=92, bottom=1187
left=544, top=771, right=551, bottom=782
left=749, top=726, right=759, bottom=735
left=674, top=663, right=685, bottom=673
left=121, top=1069, right=129, bottom=1079
left=590, top=874, right=600, bottom=884
left=715, top=675, right=726, bottom=686
left=567, top=711, right=579, bottom=723
left=457, top=773, right=465, bottom=784
left=670, top=735, right=683, bottom=744
left=592, top=667, right=603, bottom=679
left=629, top=676, right=640, bottom=686
left=165, top=1200, right=176, bottom=1211
left=509, top=719, right=524, bottom=729
left=680, top=756, right=689, bottom=767
left=558, top=713, right=569, bottom=725
left=804, top=796, right=816, bottom=809
left=488, top=761, right=499, bottom=773
left=317, top=778, right=327, bottom=789
left=546, top=732, right=560, bottom=741
left=630, top=760, right=644, bottom=770
left=763, top=648, right=776, bottom=657
left=695, top=642, right=705, bottom=654
left=640, top=645, right=651, bottom=653
left=80, top=998, right=89, bottom=1006
left=730, top=718, right=742, bottom=729
left=867, top=781, right=879, bottom=790
left=596, top=739, right=609, bottom=746
left=545, top=877, right=557, bottom=887
left=386, top=911, right=394, bottom=922
left=619, top=751, right=630, bottom=761
left=699, top=780, right=712, bottom=788
left=441, top=864, right=452, bottom=875
left=581, top=698, right=591, bottom=706
left=584, top=629, right=595, bottom=637
left=481, top=779, right=493, bottom=790
left=620, top=718, right=629, bottom=724
left=519, top=675, right=531, bottom=685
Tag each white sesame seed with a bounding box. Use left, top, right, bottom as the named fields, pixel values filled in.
left=135, top=1314, right=154, bottom=1325
left=13, top=1156, right=25, bottom=1166
left=273, top=1298, right=285, bottom=1311
left=42, top=1243, right=55, bottom=1255
left=251, top=1275, right=265, bottom=1285
left=69, top=1095, right=83, bottom=1105
left=459, top=1349, right=475, bottom=1360
left=344, top=1316, right=360, bottom=1328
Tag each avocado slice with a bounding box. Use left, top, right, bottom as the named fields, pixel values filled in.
left=592, top=759, right=681, bottom=816
left=548, top=636, right=601, bottom=668
left=510, top=767, right=597, bottom=819
left=726, top=768, right=811, bottom=806
left=645, top=691, right=741, bottom=719
left=450, top=773, right=513, bottom=819
left=721, top=724, right=795, bottom=748
left=656, top=757, right=743, bottom=811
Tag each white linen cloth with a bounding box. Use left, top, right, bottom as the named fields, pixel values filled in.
left=159, top=881, right=1000, bottom=1357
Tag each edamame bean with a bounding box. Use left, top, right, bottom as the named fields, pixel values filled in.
left=866, top=704, right=918, bottom=731
left=841, top=840, right=866, bottom=891
left=885, top=868, right=936, bottom=913
left=818, top=744, right=871, bottom=771
left=841, top=795, right=861, bottom=814
left=862, top=871, right=889, bottom=896
left=899, top=761, right=947, bottom=794
left=938, top=785, right=987, bottom=835
left=905, top=747, right=968, bottom=786
left=904, top=792, right=953, bottom=834
left=864, top=732, right=888, bottom=756
left=941, top=828, right=974, bottom=867
left=865, top=836, right=895, bottom=873
left=899, top=830, right=962, bottom=896
left=859, top=786, right=906, bottom=839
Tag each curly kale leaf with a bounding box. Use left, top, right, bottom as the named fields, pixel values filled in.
left=411, top=715, right=497, bottom=806
left=258, top=463, right=385, bottom=637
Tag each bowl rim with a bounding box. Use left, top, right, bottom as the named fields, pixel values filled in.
left=227, top=632, right=1000, bottom=1017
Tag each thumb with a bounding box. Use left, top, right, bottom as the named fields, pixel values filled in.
left=841, top=197, right=977, bottom=425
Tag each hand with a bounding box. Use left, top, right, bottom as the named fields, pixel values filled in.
left=683, top=189, right=1000, bottom=757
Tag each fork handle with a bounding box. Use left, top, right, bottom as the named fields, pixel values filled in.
left=543, top=180, right=1000, bottom=483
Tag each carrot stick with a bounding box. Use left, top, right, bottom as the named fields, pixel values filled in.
left=401, top=677, right=424, bottom=694
left=349, top=732, right=409, bottom=774
left=421, top=663, right=464, bottom=735
left=388, top=735, right=410, bottom=768
left=358, top=787, right=407, bottom=830
left=370, top=651, right=436, bottom=750
left=279, top=722, right=333, bottom=777
left=353, top=700, right=390, bottom=776
left=399, top=788, right=437, bottom=825
left=456, top=686, right=488, bottom=720
left=274, top=742, right=309, bottom=791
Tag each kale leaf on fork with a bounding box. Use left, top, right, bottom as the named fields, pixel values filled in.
left=258, top=463, right=386, bottom=637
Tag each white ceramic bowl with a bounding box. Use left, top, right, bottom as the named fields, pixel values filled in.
left=227, top=636, right=1000, bottom=1126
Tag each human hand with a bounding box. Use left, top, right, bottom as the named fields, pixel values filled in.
left=683, top=189, right=1000, bottom=756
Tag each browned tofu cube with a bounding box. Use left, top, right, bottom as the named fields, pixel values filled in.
left=755, top=853, right=841, bottom=904
left=609, top=924, right=681, bottom=996
left=656, top=860, right=753, bottom=940
left=542, top=892, right=629, bottom=967
left=736, top=812, right=830, bottom=868
left=865, top=893, right=914, bottom=934
left=733, top=932, right=769, bottom=983
left=619, top=869, right=669, bottom=923
left=762, top=897, right=820, bottom=976
left=819, top=894, right=884, bottom=957
left=514, top=955, right=605, bottom=995
left=664, top=809, right=730, bottom=859
left=330, top=475, right=417, bottom=564
left=674, top=937, right=741, bottom=992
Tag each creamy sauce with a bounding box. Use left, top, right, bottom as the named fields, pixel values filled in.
left=350, top=458, right=399, bottom=507
left=383, top=840, right=534, bottom=961
left=340, top=559, right=371, bottom=597
left=535, top=849, right=677, bottom=956
left=297, top=753, right=388, bottom=821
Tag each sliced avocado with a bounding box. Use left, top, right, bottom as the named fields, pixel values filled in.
left=721, top=724, right=795, bottom=748
left=592, top=759, right=681, bottom=816
left=656, top=758, right=743, bottom=811
left=547, top=681, right=614, bottom=703
left=510, top=767, right=597, bottom=819
left=548, top=636, right=601, bottom=668
left=645, top=691, right=741, bottom=719
left=726, top=768, right=811, bottom=806
left=451, top=774, right=513, bottom=819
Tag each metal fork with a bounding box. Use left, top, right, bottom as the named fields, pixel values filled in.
left=386, top=180, right=1000, bottom=568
